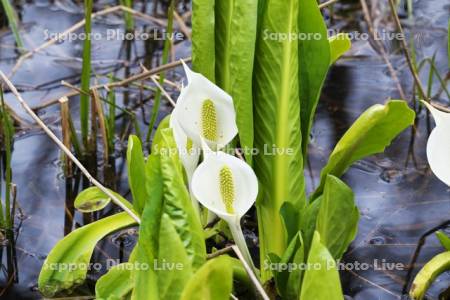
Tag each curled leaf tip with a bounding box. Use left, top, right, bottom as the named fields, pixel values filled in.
left=201, top=99, right=218, bottom=141
left=219, top=166, right=235, bottom=214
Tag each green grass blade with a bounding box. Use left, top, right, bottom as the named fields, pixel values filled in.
left=80, top=0, right=93, bottom=147
left=1, top=0, right=24, bottom=50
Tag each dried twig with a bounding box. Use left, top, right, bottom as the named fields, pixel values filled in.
left=9, top=5, right=166, bottom=77
left=319, top=0, right=339, bottom=9
left=360, top=0, right=407, bottom=100
left=150, top=76, right=176, bottom=107
left=231, top=245, right=270, bottom=300
left=0, top=71, right=141, bottom=224
left=31, top=58, right=191, bottom=110
left=387, top=0, right=428, bottom=101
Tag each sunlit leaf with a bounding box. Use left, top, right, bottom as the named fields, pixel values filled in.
left=410, top=251, right=450, bottom=300
left=300, top=232, right=344, bottom=300
left=74, top=187, right=133, bottom=213
left=38, top=213, right=136, bottom=297
left=316, top=175, right=359, bottom=260
left=127, top=135, right=148, bottom=214
left=96, top=263, right=134, bottom=300
left=131, top=153, right=164, bottom=300
left=312, top=100, right=415, bottom=198
left=157, top=214, right=193, bottom=300
left=436, top=231, right=450, bottom=251
left=180, top=256, right=233, bottom=300
left=329, top=33, right=351, bottom=64
left=159, top=128, right=206, bottom=270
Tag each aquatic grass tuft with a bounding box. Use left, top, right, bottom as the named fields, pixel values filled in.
left=0, top=0, right=24, bottom=51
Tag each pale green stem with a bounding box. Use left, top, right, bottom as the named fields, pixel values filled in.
left=228, top=219, right=257, bottom=275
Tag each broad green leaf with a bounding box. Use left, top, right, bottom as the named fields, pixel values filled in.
left=253, top=0, right=305, bottom=279
left=74, top=187, right=134, bottom=213
left=316, top=175, right=359, bottom=260
left=132, top=154, right=164, bottom=300
left=410, top=251, right=450, bottom=300
left=180, top=256, right=233, bottom=300
left=300, top=232, right=344, bottom=300
left=436, top=231, right=450, bottom=251
left=159, top=128, right=206, bottom=270
left=126, top=135, right=147, bottom=214
left=312, top=100, right=415, bottom=198
left=298, top=0, right=331, bottom=157
left=329, top=33, right=351, bottom=64
left=299, top=198, right=322, bottom=256
left=96, top=263, right=134, bottom=300
left=151, top=115, right=170, bottom=154
left=157, top=214, right=193, bottom=300
left=270, top=232, right=304, bottom=299
left=192, top=0, right=215, bottom=81
left=38, top=213, right=136, bottom=297
left=280, top=201, right=301, bottom=244
left=215, top=0, right=258, bottom=163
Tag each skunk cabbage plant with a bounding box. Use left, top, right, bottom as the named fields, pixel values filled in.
left=38, top=0, right=417, bottom=299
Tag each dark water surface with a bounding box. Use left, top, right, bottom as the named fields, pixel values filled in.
left=0, top=0, right=449, bottom=299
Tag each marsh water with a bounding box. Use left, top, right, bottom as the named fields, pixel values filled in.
left=0, top=0, right=449, bottom=299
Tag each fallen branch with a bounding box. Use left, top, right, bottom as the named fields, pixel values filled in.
left=387, top=0, right=428, bottom=101
left=0, top=70, right=141, bottom=224
left=231, top=245, right=270, bottom=300
left=31, top=58, right=191, bottom=110
left=9, top=5, right=166, bottom=78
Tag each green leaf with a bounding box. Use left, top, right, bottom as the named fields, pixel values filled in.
left=298, top=0, right=331, bottom=157
left=436, top=231, right=450, bottom=251
left=132, top=154, right=164, bottom=300
left=127, top=135, right=148, bottom=214
left=159, top=128, right=206, bottom=270
left=180, top=256, right=233, bottom=300
left=410, top=251, right=450, bottom=300
left=38, top=213, right=136, bottom=297
left=253, top=0, right=306, bottom=279
left=299, top=198, right=322, bottom=255
left=74, top=187, right=134, bottom=213
left=329, top=33, right=351, bottom=64
left=316, top=175, right=359, bottom=260
left=151, top=115, right=170, bottom=154
left=270, top=232, right=304, bottom=299
left=300, top=232, right=344, bottom=300
left=192, top=0, right=215, bottom=81
left=96, top=263, right=134, bottom=300
left=312, top=100, right=415, bottom=198
left=215, top=0, right=258, bottom=163
left=157, top=214, right=193, bottom=300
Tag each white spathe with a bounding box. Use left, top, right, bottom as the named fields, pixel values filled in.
left=173, top=61, right=238, bottom=149
left=169, top=114, right=200, bottom=183
left=423, top=101, right=450, bottom=186
left=192, top=140, right=258, bottom=272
